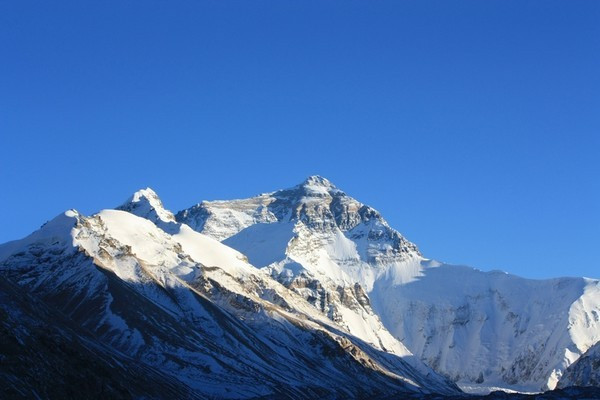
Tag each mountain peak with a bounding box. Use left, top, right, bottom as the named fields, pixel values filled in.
left=131, top=187, right=160, bottom=202
left=301, top=175, right=335, bottom=188
left=0, top=209, right=80, bottom=261
left=282, top=175, right=343, bottom=199
left=31, top=209, right=80, bottom=242
left=117, top=187, right=175, bottom=223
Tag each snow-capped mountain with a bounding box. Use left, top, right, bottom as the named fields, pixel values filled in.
left=1, top=176, right=598, bottom=398
left=177, top=175, right=600, bottom=393
left=0, top=187, right=458, bottom=398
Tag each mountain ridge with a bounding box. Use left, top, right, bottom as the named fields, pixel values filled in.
left=175, top=176, right=600, bottom=393
left=0, top=181, right=460, bottom=399
left=1, top=176, right=598, bottom=397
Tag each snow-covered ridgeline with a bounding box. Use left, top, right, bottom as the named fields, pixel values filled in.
left=176, top=175, right=600, bottom=393
left=0, top=187, right=459, bottom=398
left=1, top=175, right=597, bottom=396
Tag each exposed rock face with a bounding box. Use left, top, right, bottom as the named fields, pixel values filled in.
left=177, top=176, right=419, bottom=264
left=177, top=176, right=600, bottom=393
left=558, top=341, right=600, bottom=388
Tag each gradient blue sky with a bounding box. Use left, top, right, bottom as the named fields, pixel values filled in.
left=1, top=1, right=598, bottom=279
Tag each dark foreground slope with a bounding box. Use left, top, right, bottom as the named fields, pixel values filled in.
left=419, top=386, right=600, bottom=400
left=0, top=275, right=199, bottom=400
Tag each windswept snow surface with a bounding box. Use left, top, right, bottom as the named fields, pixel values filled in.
left=177, top=175, right=600, bottom=393
left=0, top=209, right=79, bottom=260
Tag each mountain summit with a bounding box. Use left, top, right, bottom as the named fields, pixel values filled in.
left=176, top=176, right=421, bottom=276
left=117, top=187, right=176, bottom=224
left=300, top=174, right=336, bottom=188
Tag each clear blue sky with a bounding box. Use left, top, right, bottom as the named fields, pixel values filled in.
left=1, top=1, right=598, bottom=279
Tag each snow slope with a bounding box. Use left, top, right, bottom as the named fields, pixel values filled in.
left=119, top=188, right=450, bottom=387
left=0, top=189, right=458, bottom=398
left=371, top=263, right=600, bottom=392
left=177, top=175, right=600, bottom=393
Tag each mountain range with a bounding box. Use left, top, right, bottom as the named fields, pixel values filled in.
left=1, top=176, right=598, bottom=399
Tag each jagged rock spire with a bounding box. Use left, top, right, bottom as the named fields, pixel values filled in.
left=117, top=187, right=175, bottom=223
